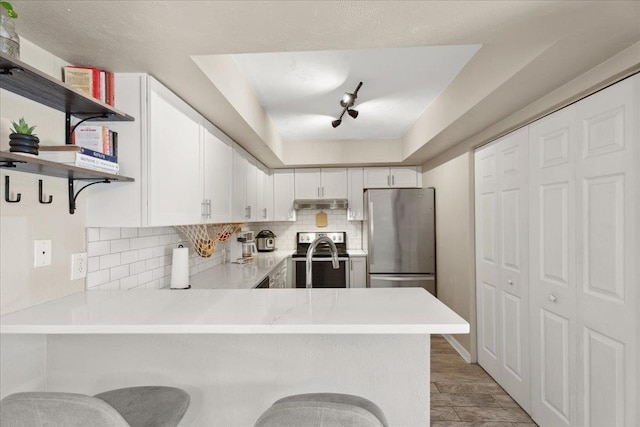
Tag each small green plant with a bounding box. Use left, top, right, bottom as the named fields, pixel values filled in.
left=0, top=1, right=17, bottom=18
left=10, top=118, right=36, bottom=135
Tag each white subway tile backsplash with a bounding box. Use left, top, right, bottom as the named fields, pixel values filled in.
left=99, top=253, right=121, bottom=270
left=110, top=239, right=130, bottom=253
left=121, top=228, right=138, bottom=238
left=87, top=228, right=100, bottom=243
left=110, top=265, right=130, bottom=281
left=88, top=241, right=110, bottom=257
left=137, top=270, right=153, bottom=285
left=87, top=269, right=110, bottom=288
left=100, top=227, right=121, bottom=241
left=120, top=250, right=139, bottom=265
left=88, top=257, right=100, bottom=273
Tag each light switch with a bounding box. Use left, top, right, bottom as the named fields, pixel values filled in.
left=34, top=240, right=52, bottom=267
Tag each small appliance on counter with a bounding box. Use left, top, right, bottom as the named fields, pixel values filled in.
left=230, top=230, right=257, bottom=262
left=256, top=230, right=277, bottom=252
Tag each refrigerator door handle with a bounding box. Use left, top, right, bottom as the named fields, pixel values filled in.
left=372, top=275, right=435, bottom=281
left=368, top=201, right=374, bottom=263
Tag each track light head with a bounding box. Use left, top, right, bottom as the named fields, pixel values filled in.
left=332, top=82, right=363, bottom=128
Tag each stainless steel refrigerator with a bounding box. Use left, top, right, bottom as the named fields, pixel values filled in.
left=365, top=188, right=436, bottom=295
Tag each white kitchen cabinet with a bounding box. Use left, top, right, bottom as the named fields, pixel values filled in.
left=256, top=164, right=273, bottom=221
left=270, top=259, right=287, bottom=288
left=202, top=121, right=233, bottom=223
left=474, top=127, right=530, bottom=412
left=347, top=168, right=364, bottom=221
left=273, top=169, right=296, bottom=221
left=88, top=74, right=235, bottom=227
left=231, top=144, right=248, bottom=222
left=363, top=166, right=422, bottom=188
left=146, top=77, right=203, bottom=226
left=245, top=156, right=258, bottom=221
left=349, top=256, right=367, bottom=288
left=294, top=168, right=347, bottom=199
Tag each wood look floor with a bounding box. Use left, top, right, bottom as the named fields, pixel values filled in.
left=430, top=335, right=537, bottom=427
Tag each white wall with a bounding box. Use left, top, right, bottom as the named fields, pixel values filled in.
left=0, top=40, right=87, bottom=316
left=422, top=152, right=476, bottom=359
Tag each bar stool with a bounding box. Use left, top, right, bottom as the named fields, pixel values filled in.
left=0, top=386, right=190, bottom=427
left=254, top=392, right=388, bottom=427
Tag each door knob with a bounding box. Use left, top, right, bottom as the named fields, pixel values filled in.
left=549, top=294, right=557, bottom=303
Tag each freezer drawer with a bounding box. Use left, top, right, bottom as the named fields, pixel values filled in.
left=368, top=274, right=436, bottom=296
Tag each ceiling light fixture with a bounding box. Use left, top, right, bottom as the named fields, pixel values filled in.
left=332, top=81, right=363, bottom=128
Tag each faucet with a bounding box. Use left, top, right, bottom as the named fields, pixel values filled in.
left=306, top=236, right=339, bottom=288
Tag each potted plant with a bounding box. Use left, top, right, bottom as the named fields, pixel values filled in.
left=9, top=118, right=39, bottom=155
left=0, top=1, right=19, bottom=59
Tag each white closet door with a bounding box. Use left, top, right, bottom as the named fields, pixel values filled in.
left=497, top=127, right=530, bottom=411
left=574, top=76, right=638, bottom=427
left=529, top=105, right=577, bottom=427
left=475, top=143, right=501, bottom=378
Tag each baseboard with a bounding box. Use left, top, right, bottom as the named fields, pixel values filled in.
left=443, top=334, right=472, bottom=363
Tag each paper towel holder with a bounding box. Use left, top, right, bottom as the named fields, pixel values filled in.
left=170, top=244, right=191, bottom=290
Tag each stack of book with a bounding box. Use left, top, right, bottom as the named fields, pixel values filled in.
left=39, top=125, right=119, bottom=174
left=71, top=125, right=118, bottom=157
left=63, top=65, right=115, bottom=106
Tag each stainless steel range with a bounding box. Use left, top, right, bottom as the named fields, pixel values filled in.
left=292, top=232, right=349, bottom=288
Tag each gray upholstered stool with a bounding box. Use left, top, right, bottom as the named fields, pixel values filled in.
left=255, top=392, right=389, bottom=427
left=0, top=386, right=189, bottom=427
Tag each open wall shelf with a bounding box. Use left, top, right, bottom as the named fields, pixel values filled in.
left=0, top=53, right=136, bottom=214
left=0, top=52, right=134, bottom=121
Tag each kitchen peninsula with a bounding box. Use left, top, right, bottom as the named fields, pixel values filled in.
left=0, top=287, right=468, bottom=425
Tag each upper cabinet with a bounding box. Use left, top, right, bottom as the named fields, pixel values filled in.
left=273, top=169, right=296, bottom=221
left=363, top=166, right=422, bottom=188
left=347, top=168, right=364, bottom=221
left=202, top=121, right=233, bottom=223
left=147, top=77, right=203, bottom=226
left=294, top=168, right=347, bottom=199
left=256, top=163, right=273, bottom=221
left=87, top=74, right=234, bottom=227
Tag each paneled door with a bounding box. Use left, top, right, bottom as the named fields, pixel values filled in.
left=475, top=127, right=530, bottom=411
left=475, top=143, right=501, bottom=378
left=573, top=76, right=637, bottom=427
left=529, top=105, right=578, bottom=427
left=497, top=128, right=530, bottom=410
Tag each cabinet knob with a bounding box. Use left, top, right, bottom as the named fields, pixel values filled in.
left=507, top=279, right=513, bottom=285
left=548, top=294, right=557, bottom=303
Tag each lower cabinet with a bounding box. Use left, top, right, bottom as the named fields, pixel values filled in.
left=475, top=74, right=639, bottom=427
left=349, top=257, right=367, bottom=288
left=269, top=259, right=288, bottom=288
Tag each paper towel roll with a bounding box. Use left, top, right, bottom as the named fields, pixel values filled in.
left=170, top=246, right=190, bottom=289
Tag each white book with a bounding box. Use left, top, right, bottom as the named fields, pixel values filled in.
left=99, top=71, right=106, bottom=102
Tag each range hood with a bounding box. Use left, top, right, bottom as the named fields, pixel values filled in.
left=293, top=199, right=348, bottom=210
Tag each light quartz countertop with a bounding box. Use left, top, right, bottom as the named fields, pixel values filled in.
left=189, top=250, right=292, bottom=290
left=0, top=288, right=468, bottom=335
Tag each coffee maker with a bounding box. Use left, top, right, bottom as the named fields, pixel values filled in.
left=229, top=231, right=257, bottom=262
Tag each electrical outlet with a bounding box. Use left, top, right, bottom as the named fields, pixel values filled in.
left=34, top=240, right=52, bottom=267
left=71, top=252, right=88, bottom=280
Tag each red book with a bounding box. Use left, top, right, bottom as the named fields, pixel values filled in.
left=106, top=71, right=115, bottom=106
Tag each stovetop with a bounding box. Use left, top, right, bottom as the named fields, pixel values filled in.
left=292, top=232, right=349, bottom=258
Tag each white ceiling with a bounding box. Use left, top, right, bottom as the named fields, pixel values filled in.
left=7, top=1, right=640, bottom=168
left=228, top=45, right=480, bottom=141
